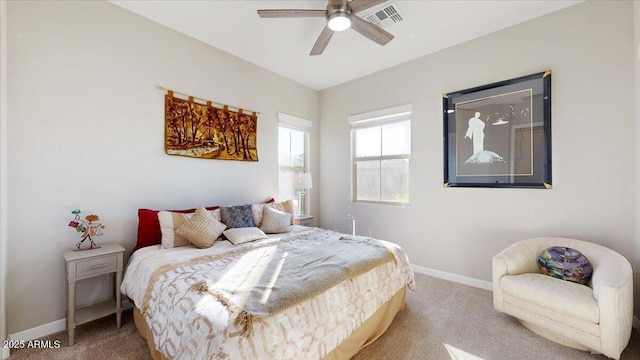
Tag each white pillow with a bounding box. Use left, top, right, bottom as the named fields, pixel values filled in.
left=158, top=208, right=220, bottom=248
left=260, top=206, right=292, bottom=234
left=223, top=227, right=267, bottom=245
left=252, top=202, right=284, bottom=227
left=252, top=199, right=295, bottom=226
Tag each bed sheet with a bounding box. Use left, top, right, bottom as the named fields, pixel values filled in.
left=121, top=227, right=415, bottom=360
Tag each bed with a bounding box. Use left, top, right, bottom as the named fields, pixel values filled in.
left=121, top=204, right=415, bottom=360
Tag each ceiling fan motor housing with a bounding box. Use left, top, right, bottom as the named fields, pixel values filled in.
left=327, top=4, right=353, bottom=32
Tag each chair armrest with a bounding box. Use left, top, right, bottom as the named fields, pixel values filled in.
left=595, top=273, right=633, bottom=359
left=492, top=239, right=543, bottom=311
left=492, top=255, right=507, bottom=311
left=591, top=252, right=632, bottom=300
left=591, top=250, right=633, bottom=359
left=493, top=240, right=542, bottom=276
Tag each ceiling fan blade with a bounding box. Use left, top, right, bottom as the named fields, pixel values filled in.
left=257, top=9, right=326, bottom=18
left=350, top=15, right=394, bottom=46
left=349, top=0, right=387, bottom=14
left=310, top=26, right=334, bottom=56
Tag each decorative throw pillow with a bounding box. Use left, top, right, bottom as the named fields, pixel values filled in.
left=175, top=206, right=227, bottom=249
left=223, top=227, right=267, bottom=245
left=280, top=199, right=294, bottom=216
left=537, top=246, right=593, bottom=285
left=133, top=206, right=219, bottom=253
left=158, top=209, right=221, bottom=248
left=220, top=204, right=255, bottom=229
left=260, top=206, right=292, bottom=234
left=252, top=202, right=286, bottom=227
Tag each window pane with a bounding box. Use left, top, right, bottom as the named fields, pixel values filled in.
left=356, top=160, right=380, bottom=201
left=381, top=159, right=409, bottom=203
left=279, top=125, right=309, bottom=212
left=290, top=129, right=305, bottom=167
left=355, top=126, right=381, bottom=157
left=279, top=169, right=305, bottom=213
left=278, top=127, right=291, bottom=167
left=279, top=169, right=305, bottom=202
left=382, top=120, right=410, bottom=156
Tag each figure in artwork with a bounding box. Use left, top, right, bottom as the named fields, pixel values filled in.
left=68, top=209, right=105, bottom=250
left=463, top=111, right=505, bottom=164
left=465, top=112, right=485, bottom=154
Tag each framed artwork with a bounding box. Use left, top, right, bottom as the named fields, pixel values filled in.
left=165, top=92, right=258, bottom=161
left=443, top=71, right=551, bottom=188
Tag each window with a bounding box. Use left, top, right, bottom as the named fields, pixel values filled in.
left=278, top=113, right=311, bottom=213
left=350, top=104, right=411, bottom=204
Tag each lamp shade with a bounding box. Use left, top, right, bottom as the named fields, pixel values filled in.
left=292, top=173, right=313, bottom=190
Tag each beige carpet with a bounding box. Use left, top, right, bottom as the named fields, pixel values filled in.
left=9, top=273, right=640, bottom=360
left=354, top=274, right=640, bottom=360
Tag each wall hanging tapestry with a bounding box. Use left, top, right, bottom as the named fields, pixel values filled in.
left=443, top=71, right=551, bottom=189
left=164, top=90, right=258, bottom=161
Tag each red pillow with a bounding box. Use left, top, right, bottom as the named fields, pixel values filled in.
left=133, top=206, right=219, bottom=253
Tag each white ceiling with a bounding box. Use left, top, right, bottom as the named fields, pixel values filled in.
left=110, top=0, right=582, bottom=91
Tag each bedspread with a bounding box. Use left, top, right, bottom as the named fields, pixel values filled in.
left=121, top=227, right=415, bottom=360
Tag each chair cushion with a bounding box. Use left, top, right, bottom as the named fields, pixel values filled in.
left=500, top=273, right=599, bottom=324
left=538, top=246, right=593, bottom=285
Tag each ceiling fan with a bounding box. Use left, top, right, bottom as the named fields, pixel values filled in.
left=257, top=0, right=394, bottom=56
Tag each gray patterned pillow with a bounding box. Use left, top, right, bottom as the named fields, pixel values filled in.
left=220, top=204, right=255, bottom=229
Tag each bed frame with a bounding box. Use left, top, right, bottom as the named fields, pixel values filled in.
left=133, top=287, right=407, bottom=360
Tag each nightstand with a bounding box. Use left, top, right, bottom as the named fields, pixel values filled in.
left=293, top=215, right=314, bottom=227
left=63, top=243, right=125, bottom=346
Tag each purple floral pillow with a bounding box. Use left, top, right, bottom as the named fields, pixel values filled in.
left=537, top=246, right=593, bottom=285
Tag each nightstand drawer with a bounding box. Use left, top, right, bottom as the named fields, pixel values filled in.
left=76, top=254, right=118, bottom=278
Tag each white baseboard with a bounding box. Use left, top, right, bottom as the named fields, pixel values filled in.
left=8, top=318, right=65, bottom=342
left=411, top=264, right=493, bottom=291
left=7, top=300, right=132, bottom=344
left=2, top=347, right=9, bottom=360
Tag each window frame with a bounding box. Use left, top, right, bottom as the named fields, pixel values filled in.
left=350, top=104, right=412, bottom=205
left=278, top=112, right=311, bottom=213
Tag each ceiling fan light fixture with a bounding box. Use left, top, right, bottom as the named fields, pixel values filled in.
left=327, top=12, right=351, bottom=32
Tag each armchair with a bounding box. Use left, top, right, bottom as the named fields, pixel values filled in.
left=493, top=237, right=633, bottom=359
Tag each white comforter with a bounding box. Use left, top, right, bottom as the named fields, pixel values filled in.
left=121, top=227, right=415, bottom=360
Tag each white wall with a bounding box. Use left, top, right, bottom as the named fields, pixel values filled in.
left=634, top=0, right=640, bottom=324
left=320, top=0, right=636, bottom=306
left=0, top=0, right=8, bottom=357
left=6, top=0, right=638, bottom=337
left=6, top=0, right=319, bottom=333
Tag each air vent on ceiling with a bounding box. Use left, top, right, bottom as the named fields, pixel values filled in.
left=363, top=2, right=404, bottom=29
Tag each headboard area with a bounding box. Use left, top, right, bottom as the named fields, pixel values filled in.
left=132, top=197, right=295, bottom=254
